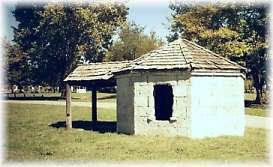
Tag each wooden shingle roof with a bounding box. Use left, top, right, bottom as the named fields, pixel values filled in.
left=115, top=38, right=245, bottom=74
left=64, top=38, right=245, bottom=83
left=64, top=61, right=131, bottom=82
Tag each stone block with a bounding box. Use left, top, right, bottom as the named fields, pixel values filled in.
left=132, top=75, right=148, bottom=85
left=135, top=96, right=148, bottom=107
left=173, top=85, right=188, bottom=97
left=134, top=84, right=153, bottom=96
left=147, top=74, right=177, bottom=84
left=135, top=106, right=149, bottom=116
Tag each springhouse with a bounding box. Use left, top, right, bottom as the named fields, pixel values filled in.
left=64, top=38, right=246, bottom=138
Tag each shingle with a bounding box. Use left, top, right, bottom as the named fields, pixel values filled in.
left=64, top=61, right=131, bottom=82
left=65, top=38, right=244, bottom=82
left=115, top=38, right=244, bottom=73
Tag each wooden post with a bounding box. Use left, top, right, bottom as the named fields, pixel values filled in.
left=92, top=86, right=97, bottom=122
left=66, top=83, right=72, bottom=129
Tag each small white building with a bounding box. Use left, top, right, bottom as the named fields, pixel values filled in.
left=64, top=38, right=245, bottom=139
left=114, top=39, right=245, bottom=138
left=72, top=86, right=87, bottom=93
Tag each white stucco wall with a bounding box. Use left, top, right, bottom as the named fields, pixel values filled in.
left=190, top=75, right=245, bottom=138
left=116, top=71, right=245, bottom=138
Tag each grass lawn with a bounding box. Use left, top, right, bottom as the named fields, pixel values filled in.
left=245, top=93, right=257, bottom=101
left=245, top=106, right=268, bottom=117
left=5, top=103, right=268, bottom=162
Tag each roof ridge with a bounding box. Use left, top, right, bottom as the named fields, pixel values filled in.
left=179, top=39, right=193, bottom=65
left=78, top=60, right=132, bottom=66
left=181, top=39, right=245, bottom=70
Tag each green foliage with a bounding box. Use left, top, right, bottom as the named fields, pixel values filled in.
left=169, top=3, right=269, bottom=103
left=169, top=4, right=248, bottom=63
left=13, top=3, right=128, bottom=87
left=3, top=39, right=30, bottom=88
left=105, top=22, right=164, bottom=61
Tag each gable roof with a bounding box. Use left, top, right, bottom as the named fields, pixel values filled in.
left=114, top=38, right=245, bottom=74
left=64, top=61, right=131, bottom=82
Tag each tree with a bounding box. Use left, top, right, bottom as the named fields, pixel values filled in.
left=13, top=3, right=128, bottom=92
left=2, top=39, right=30, bottom=93
left=240, top=6, right=269, bottom=104
left=168, top=3, right=269, bottom=104
left=105, top=22, right=164, bottom=61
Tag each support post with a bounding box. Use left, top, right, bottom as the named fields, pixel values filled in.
left=92, top=86, right=97, bottom=122
left=66, top=83, right=72, bottom=129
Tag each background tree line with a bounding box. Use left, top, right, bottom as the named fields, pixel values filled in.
left=168, top=2, right=269, bottom=104
left=105, top=22, right=164, bottom=61
left=4, top=2, right=269, bottom=104
left=6, top=3, right=129, bottom=94
left=5, top=2, right=163, bottom=95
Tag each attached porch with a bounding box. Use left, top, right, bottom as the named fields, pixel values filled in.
left=63, top=61, right=130, bottom=130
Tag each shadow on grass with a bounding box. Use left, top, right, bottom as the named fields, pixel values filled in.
left=49, top=120, right=116, bottom=133
left=6, top=96, right=62, bottom=101
left=245, top=100, right=254, bottom=107
left=5, top=93, right=116, bottom=101
left=97, top=94, right=116, bottom=100
left=245, top=99, right=267, bottom=109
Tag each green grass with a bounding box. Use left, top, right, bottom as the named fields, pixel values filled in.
left=71, top=92, right=116, bottom=103
left=245, top=93, right=256, bottom=101
left=245, top=106, right=268, bottom=117
left=5, top=103, right=268, bottom=162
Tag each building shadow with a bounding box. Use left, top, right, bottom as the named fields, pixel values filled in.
left=49, top=120, right=116, bottom=133
left=245, top=100, right=253, bottom=107
left=6, top=96, right=62, bottom=101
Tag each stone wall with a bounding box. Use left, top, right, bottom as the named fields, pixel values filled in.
left=132, top=71, right=192, bottom=136
left=116, top=71, right=245, bottom=138
left=116, top=75, right=134, bottom=134
left=190, top=75, right=245, bottom=138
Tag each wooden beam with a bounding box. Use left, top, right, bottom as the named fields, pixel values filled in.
left=66, top=79, right=116, bottom=87
left=65, top=84, right=72, bottom=129
left=92, top=86, right=97, bottom=122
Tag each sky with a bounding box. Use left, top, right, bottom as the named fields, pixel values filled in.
left=3, top=1, right=173, bottom=42
left=3, top=4, right=18, bottom=42
left=127, top=1, right=172, bottom=40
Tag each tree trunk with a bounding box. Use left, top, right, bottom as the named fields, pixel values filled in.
left=252, top=73, right=261, bottom=104
left=61, top=88, right=66, bottom=99
left=254, top=85, right=261, bottom=104
left=11, top=85, right=14, bottom=94
left=60, top=83, right=66, bottom=99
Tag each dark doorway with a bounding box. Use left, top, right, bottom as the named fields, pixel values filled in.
left=154, top=84, right=174, bottom=120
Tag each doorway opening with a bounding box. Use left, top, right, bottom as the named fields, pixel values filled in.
left=153, top=84, right=174, bottom=120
